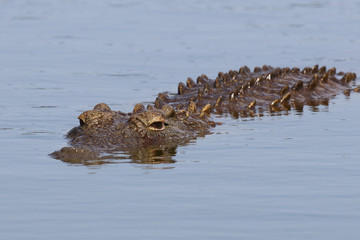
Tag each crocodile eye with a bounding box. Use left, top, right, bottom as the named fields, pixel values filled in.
left=149, top=121, right=168, bottom=131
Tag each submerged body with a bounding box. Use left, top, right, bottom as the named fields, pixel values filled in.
left=51, top=65, right=358, bottom=163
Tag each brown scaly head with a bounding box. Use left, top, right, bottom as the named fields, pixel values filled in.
left=65, top=102, right=212, bottom=151
left=50, top=101, right=213, bottom=164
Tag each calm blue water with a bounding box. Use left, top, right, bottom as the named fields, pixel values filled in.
left=1, top=0, right=360, bottom=239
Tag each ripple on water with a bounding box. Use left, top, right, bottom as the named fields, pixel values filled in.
left=31, top=106, right=58, bottom=108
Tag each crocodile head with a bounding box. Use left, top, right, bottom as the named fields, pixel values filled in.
left=74, top=103, right=206, bottom=142
left=51, top=102, right=212, bottom=163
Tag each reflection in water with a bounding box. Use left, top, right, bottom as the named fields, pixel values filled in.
left=52, top=144, right=178, bottom=167
left=129, top=146, right=177, bottom=164
left=223, top=98, right=334, bottom=119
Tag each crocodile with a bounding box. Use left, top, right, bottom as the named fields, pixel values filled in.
left=51, top=65, right=358, bottom=165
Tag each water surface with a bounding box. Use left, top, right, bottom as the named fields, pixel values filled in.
left=1, top=0, right=360, bottom=239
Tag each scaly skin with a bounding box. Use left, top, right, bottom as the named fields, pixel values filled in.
left=51, top=65, right=358, bottom=164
